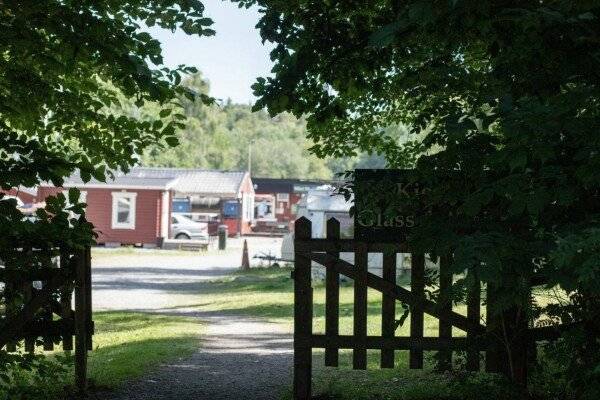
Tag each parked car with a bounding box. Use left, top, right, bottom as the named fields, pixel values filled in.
left=171, top=214, right=209, bottom=241
left=176, top=212, right=220, bottom=236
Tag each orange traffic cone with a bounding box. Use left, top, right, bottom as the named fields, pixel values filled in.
left=241, top=239, right=250, bottom=270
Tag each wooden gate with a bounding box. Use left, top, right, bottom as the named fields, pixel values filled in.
left=0, top=246, right=93, bottom=390
left=292, top=217, right=559, bottom=399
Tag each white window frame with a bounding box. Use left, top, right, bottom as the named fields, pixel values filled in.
left=111, top=192, right=137, bottom=229
left=242, top=193, right=255, bottom=220
left=276, top=193, right=290, bottom=202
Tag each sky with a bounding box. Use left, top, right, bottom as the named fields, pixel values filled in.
left=149, top=0, right=274, bottom=104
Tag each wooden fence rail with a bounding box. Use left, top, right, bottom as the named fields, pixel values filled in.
left=0, top=246, right=93, bottom=392
left=292, top=217, right=564, bottom=399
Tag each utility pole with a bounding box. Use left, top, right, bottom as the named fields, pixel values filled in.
left=248, top=143, right=252, bottom=175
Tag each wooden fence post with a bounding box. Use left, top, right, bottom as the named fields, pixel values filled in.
left=381, top=250, right=396, bottom=368
left=325, top=218, right=340, bottom=367
left=60, top=249, right=73, bottom=352
left=485, top=282, right=502, bottom=373
left=409, top=253, right=425, bottom=369
left=23, top=279, right=35, bottom=353
left=42, top=276, right=54, bottom=351
left=85, top=246, right=93, bottom=350
left=75, top=248, right=89, bottom=393
left=437, top=255, right=452, bottom=371
left=5, top=275, right=17, bottom=352
left=486, top=278, right=530, bottom=384
left=466, top=269, right=481, bottom=371
left=353, top=242, right=368, bottom=370
left=294, top=218, right=313, bottom=400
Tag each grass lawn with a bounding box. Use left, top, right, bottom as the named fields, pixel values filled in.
left=88, top=311, right=202, bottom=389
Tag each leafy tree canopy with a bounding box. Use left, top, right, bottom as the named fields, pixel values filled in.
left=1, top=0, right=214, bottom=189
left=236, top=0, right=600, bottom=391
left=0, top=1, right=213, bottom=250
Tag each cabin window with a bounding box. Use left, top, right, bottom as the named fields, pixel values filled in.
left=276, top=193, right=290, bottom=202
left=242, top=193, right=255, bottom=220
left=111, top=192, right=137, bottom=229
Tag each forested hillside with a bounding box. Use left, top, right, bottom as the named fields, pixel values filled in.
left=127, top=73, right=404, bottom=179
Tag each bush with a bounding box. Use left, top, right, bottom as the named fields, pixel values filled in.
left=0, top=352, right=73, bottom=400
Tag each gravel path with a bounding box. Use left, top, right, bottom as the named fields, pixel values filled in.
left=98, top=312, right=293, bottom=400
left=92, top=238, right=293, bottom=399
left=92, top=237, right=283, bottom=311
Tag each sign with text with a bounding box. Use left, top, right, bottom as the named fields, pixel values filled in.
left=353, top=169, right=427, bottom=242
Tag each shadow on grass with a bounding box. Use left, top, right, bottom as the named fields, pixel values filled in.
left=154, top=296, right=391, bottom=323
left=93, top=310, right=198, bottom=333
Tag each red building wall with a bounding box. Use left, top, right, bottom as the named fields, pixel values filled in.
left=37, top=186, right=61, bottom=200
left=238, top=173, right=255, bottom=235
left=222, top=173, right=255, bottom=236
left=222, top=217, right=241, bottom=237
left=38, top=186, right=167, bottom=245
left=276, top=192, right=302, bottom=222
left=254, top=190, right=302, bottom=229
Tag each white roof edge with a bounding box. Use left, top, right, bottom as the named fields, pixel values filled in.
left=62, top=183, right=173, bottom=191
left=164, top=177, right=180, bottom=190
left=18, top=186, right=38, bottom=196
left=175, top=191, right=239, bottom=198
left=237, top=171, right=250, bottom=197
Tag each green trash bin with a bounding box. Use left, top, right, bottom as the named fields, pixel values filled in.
left=218, top=224, right=228, bottom=250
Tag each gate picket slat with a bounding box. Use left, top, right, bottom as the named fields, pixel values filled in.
left=85, top=247, right=93, bottom=350
left=6, top=277, right=17, bottom=352
left=325, top=218, right=340, bottom=367
left=381, top=251, right=396, bottom=368
left=75, top=248, right=90, bottom=392
left=467, top=270, right=481, bottom=371
left=409, top=253, right=425, bottom=369
left=437, top=255, right=452, bottom=370
left=61, top=250, right=74, bottom=351
left=42, top=278, right=55, bottom=351
left=485, top=283, right=502, bottom=373
left=23, top=280, right=35, bottom=353
left=293, top=217, right=313, bottom=400
left=353, top=243, right=368, bottom=370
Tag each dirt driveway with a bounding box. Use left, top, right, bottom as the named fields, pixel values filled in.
left=91, top=237, right=283, bottom=311
left=92, top=237, right=294, bottom=400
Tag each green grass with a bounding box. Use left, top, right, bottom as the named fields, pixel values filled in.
left=303, top=366, right=521, bottom=400
left=88, top=311, right=202, bottom=389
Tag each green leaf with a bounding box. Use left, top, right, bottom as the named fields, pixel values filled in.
left=369, top=19, right=410, bottom=47
left=165, top=137, right=179, bottom=147
left=68, top=188, right=81, bottom=205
